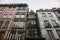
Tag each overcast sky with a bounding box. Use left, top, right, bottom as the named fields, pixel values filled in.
left=0, top=0, right=60, bottom=11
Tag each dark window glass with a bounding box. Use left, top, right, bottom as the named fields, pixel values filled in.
left=0, top=21, right=4, bottom=28
left=51, top=20, right=59, bottom=28
left=48, top=13, right=53, bottom=17
left=47, top=30, right=55, bottom=40
left=56, top=30, right=60, bottom=38
left=10, top=30, right=16, bottom=34
left=0, top=32, right=5, bottom=39
left=4, top=21, right=9, bottom=27
left=28, top=29, right=37, bottom=36
left=41, top=13, right=46, bottom=17
left=44, top=20, right=52, bottom=28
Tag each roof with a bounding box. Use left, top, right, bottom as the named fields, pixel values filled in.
left=0, top=3, right=28, bottom=7
left=36, top=8, right=60, bottom=12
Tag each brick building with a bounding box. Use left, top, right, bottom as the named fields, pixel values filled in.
left=0, top=4, right=44, bottom=40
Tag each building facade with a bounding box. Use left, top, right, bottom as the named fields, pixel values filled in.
left=0, top=3, right=28, bottom=40
left=0, top=3, right=60, bottom=40
left=0, top=4, right=44, bottom=40
left=6, top=4, right=29, bottom=40
left=36, top=9, right=60, bottom=40
left=52, top=8, right=60, bottom=21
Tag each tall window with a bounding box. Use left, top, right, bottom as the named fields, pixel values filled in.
left=47, top=30, right=55, bottom=40
left=15, top=15, right=25, bottom=18
left=13, top=22, right=25, bottom=28
left=16, top=12, right=20, bottom=15
left=28, top=20, right=36, bottom=25
left=11, top=30, right=16, bottom=34
left=20, top=15, right=25, bottom=18
left=44, top=20, right=51, bottom=28
left=56, top=30, right=60, bottom=38
left=28, top=29, right=37, bottom=37
left=3, top=21, right=9, bottom=28
left=0, top=32, right=3, bottom=39
left=0, top=21, right=4, bottom=28
left=51, top=20, right=59, bottom=28
left=29, top=15, right=35, bottom=18
left=2, top=14, right=8, bottom=18
left=8, top=31, right=16, bottom=40
left=18, top=7, right=26, bottom=11
left=7, top=31, right=24, bottom=40
left=0, top=32, right=5, bottom=39
left=8, top=14, right=12, bottom=18
left=48, top=13, right=53, bottom=17
left=41, top=13, right=46, bottom=17
left=15, top=15, right=20, bottom=18
left=16, top=12, right=25, bottom=15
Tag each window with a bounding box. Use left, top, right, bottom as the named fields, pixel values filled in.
left=16, top=12, right=20, bottom=15
left=28, top=29, right=37, bottom=36
left=0, top=7, right=5, bottom=11
left=0, top=32, right=5, bottom=39
left=18, top=7, right=26, bottom=11
left=0, top=12, right=1, bottom=14
left=28, top=20, right=36, bottom=25
left=44, top=20, right=52, bottom=28
left=0, top=21, right=4, bottom=28
left=13, top=22, right=25, bottom=28
left=2, top=15, right=8, bottom=18
left=11, top=30, right=16, bottom=34
left=14, top=18, right=20, bottom=21
left=20, top=12, right=25, bottom=15
left=15, top=15, right=20, bottom=18
left=7, top=31, right=16, bottom=40
left=20, top=15, right=25, bottom=18
left=15, top=15, right=25, bottom=18
left=48, top=13, right=53, bottom=17
left=19, top=22, right=25, bottom=28
left=8, top=31, right=16, bottom=40
left=29, top=15, right=35, bottom=18
left=7, top=31, right=23, bottom=40
left=11, top=8, right=15, bottom=11
left=47, top=30, right=55, bottom=40
left=18, top=31, right=24, bottom=34
left=51, top=20, right=59, bottom=28
left=16, top=12, right=25, bottom=15
left=2, top=14, right=12, bottom=19
left=56, top=30, right=60, bottom=38
left=8, top=15, right=12, bottom=18
left=3, top=21, right=9, bottom=27
left=17, top=8, right=21, bottom=10
left=18, top=36, right=22, bottom=40
left=41, top=13, right=46, bottom=17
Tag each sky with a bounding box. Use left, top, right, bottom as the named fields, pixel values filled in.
left=0, top=0, right=60, bottom=11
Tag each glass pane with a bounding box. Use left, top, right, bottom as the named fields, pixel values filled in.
left=0, top=21, right=4, bottom=28
left=41, top=13, right=46, bottom=17
left=4, top=21, right=9, bottom=27
left=47, top=30, right=55, bottom=40
left=48, top=13, right=53, bottom=17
